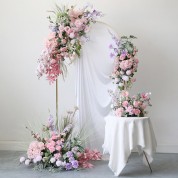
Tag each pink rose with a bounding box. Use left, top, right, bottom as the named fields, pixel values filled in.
left=134, top=58, right=139, bottom=64
left=60, top=47, right=67, bottom=52
left=122, top=101, right=128, bottom=108
left=56, top=145, right=62, bottom=151
left=64, top=26, right=70, bottom=32
left=121, top=91, right=129, bottom=97
left=133, top=101, right=140, bottom=108
left=48, top=146, right=55, bottom=153
left=141, top=93, right=150, bottom=100
left=133, top=109, right=141, bottom=116
left=115, top=108, right=124, bottom=117
left=141, top=103, right=147, bottom=110
left=126, top=70, right=132, bottom=75
left=69, top=32, right=75, bottom=38
left=74, top=19, right=83, bottom=28
left=126, top=105, right=133, bottom=115
left=120, top=53, right=126, bottom=60
left=61, top=39, right=67, bottom=44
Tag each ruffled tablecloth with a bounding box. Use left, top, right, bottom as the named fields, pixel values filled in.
left=102, top=116, right=157, bottom=176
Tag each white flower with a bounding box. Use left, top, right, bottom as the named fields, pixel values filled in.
left=25, top=159, right=30, bottom=165
left=33, top=158, right=37, bottom=164
left=111, top=104, right=114, bottom=109
left=122, top=75, right=129, bottom=81
left=56, top=160, right=62, bottom=167
left=120, top=71, right=124, bottom=75
left=36, top=155, right=42, bottom=162
left=20, top=157, right=25, bottom=163
left=50, top=157, right=56, bottom=164
left=62, top=161, right=66, bottom=167
left=70, top=39, right=76, bottom=45
left=126, top=70, right=132, bottom=75
left=115, top=78, right=120, bottom=83
left=118, top=83, right=124, bottom=87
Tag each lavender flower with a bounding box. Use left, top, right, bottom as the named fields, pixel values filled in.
left=65, top=163, right=72, bottom=170
left=48, top=114, right=55, bottom=131
left=71, top=160, right=79, bottom=169
left=69, top=157, right=75, bottom=162
left=66, top=151, right=73, bottom=158
left=110, top=53, right=115, bottom=58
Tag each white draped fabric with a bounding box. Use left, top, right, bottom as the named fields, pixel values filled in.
left=103, top=116, right=157, bottom=176
left=75, top=22, right=118, bottom=150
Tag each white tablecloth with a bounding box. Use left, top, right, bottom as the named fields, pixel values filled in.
left=102, top=116, right=157, bottom=176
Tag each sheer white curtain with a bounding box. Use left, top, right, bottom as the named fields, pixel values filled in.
left=75, top=22, right=118, bottom=150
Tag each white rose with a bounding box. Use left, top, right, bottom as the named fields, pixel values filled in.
left=118, top=83, right=124, bottom=87
left=122, top=75, right=129, bottom=81
left=126, top=70, right=132, bottom=75
left=50, top=157, right=56, bottom=164
left=25, top=159, right=30, bottom=166
left=56, top=160, right=62, bottom=167
left=115, top=78, right=120, bottom=83
left=36, top=155, right=42, bottom=162
left=20, top=157, right=25, bottom=163
left=33, top=159, right=37, bottom=164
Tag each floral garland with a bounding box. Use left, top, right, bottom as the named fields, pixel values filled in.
left=109, top=90, right=152, bottom=117
left=20, top=108, right=101, bottom=171
left=109, top=35, right=138, bottom=90
left=37, top=4, right=102, bottom=84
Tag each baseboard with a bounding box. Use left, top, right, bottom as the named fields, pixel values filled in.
left=0, top=141, right=178, bottom=153
left=0, top=141, right=29, bottom=151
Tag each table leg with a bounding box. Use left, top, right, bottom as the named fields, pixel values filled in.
left=143, top=151, right=152, bottom=173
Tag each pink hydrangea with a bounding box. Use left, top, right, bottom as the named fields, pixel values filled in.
left=27, top=141, right=44, bottom=159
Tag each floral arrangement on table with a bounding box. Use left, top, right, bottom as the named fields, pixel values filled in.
left=19, top=108, right=102, bottom=171
left=109, top=35, right=138, bottom=90
left=109, top=90, right=152, bottom=117
left=109, top=35, right=152, bottom=117
left=36, top=4, right=102, bottom=84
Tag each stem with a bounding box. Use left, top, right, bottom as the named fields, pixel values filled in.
left=56, top=79, right=58, bottom=121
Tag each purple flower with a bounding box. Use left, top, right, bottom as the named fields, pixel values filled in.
left=69, top=157, right=75, bottom=162
left=48, top=114, right=55, bottom=131
left=71, top=160, right=79, bottom=169
left=65, top=163, right=72, bottom=170
left=109, top=44, right=113, bottom=49
left=66, top=151, right=73, bottom=158
left=114, top=48, right=118, bottom=53
left=110, top=53, right=115, bottom=58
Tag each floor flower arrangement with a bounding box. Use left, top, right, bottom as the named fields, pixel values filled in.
left=20, top=108, right=102, bottom=171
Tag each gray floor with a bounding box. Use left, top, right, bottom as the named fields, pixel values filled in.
left=0, top=151, right=178, bottom=178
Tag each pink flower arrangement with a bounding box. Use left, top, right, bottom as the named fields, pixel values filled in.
left=20, top=108, right=102, bottom=171
left=109, top=90, right=152, bottom=117
left=109, top=35, right=138, bottom=90
left=37, top=4, right=102, bottom=84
